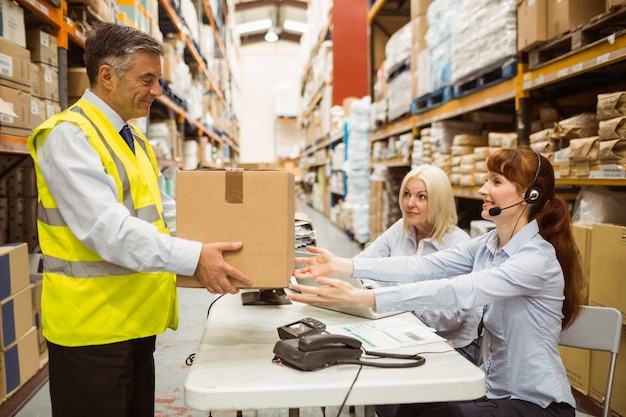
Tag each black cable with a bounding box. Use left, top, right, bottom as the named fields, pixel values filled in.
left=185, top=294, right=226, bottom=366
left=335, top=365, right=363, bottom=417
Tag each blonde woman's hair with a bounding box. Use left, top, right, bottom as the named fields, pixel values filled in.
left=398, top=165, right=458, bottom=242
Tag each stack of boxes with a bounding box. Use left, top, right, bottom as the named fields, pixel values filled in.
left=517, top=0, right=606, bottom=52
left=0, top=243, right=39, bottom=403
left=561, top=223, right=626, bottom=417
left=0, top=0, right=60, bottom=138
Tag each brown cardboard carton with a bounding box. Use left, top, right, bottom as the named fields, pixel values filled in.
left=0, top=286, right=33, bottom=349
left=25, top=29, right=58, bottom=67
left=588, top=223, right=626, bottom=319
left=0, top=85, right=31, bottom=136
left=0, top=38, right=31, bottom=93
left=547, top=0, right=605, bottom=39
left=0, top=326, right=39, bottom=399
left=571, top=223, right=591, bottom=303
left=0, top=243, right=30, bottom=299
left=558, top=345, right=591, bottom=395
left=517, top=0, right=548, bottom=51
left=0, top=0, right=26, bottom=47
left=67, top=67, right=89, bottom=98
left=176, top=170, right=295, bottom=289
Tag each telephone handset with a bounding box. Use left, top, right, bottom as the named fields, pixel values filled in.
left=298, top=333, right=362, bottom=351
left=273, top=333, right=363, bottom=371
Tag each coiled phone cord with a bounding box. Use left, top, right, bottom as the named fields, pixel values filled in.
left=337, top=349, right=425, bottom=368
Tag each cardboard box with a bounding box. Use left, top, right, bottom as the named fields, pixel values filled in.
left=588, top=223, right=626, bottom=319
left=1, top=286, right=32, bottom=349
left=0, top=37, right=31, bottom=93
left=0, top=85, right=31, bottom=136
left=32, top=63, right=59, bottom=101
left=558, top=345, right=591, bottom=395
left=589, top=324, right=626, bottom=417
left=67, top=67, right=89, bottom=98
left=0, top=0, right=26, bottom=47
left=547, top=0, right=605, bottom=39
left=571, top=223, right=591, bottom=303
left=0, top=326, right=39, bottom=399
left=25, top=29, right=58, bottom=67
left=0, top=243, right=29, bottom=299
left=517, top=0, right=548, bottom=51
left=176, top=170, right=295, bottom=289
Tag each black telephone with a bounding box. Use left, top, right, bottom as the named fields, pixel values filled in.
left=273, top=333, right=363, bottom=371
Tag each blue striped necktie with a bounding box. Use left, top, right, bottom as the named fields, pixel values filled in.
left=119, top=124, right=135, bottom=154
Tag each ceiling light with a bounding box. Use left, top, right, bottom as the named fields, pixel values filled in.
left=264, top=28, right=279, bottom=42
left=236, top=18, right=272, bottom=35
left=283, top=19, right=308, bottom=34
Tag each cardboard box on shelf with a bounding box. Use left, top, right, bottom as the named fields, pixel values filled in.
left=67, top=67, right=89, bottom=98
left=0, top=38, right=31, bottom=93
left=0, top=286, right=33, bottom=349
left=547, top=0, right=605, bottom=39
left=33, top=63, right=59, bottom=102
left=0, top=0, right=26, bottom=47
left=25, top=29, right=58, bottom=67
left=588, top=223, right=626, bottom=319
left=0, top=326, right=39, bottom=399
left=0, top=85, right=31, bottom=137
left=0, top=243, right=30, bottom=299
left=176, top=170, right=295, bottom=289
left=517, top=0, right=548, bottom=51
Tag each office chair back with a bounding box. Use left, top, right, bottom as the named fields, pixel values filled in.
left=559, top=305, right=623, bottom=417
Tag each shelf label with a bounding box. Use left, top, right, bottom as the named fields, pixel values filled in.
left=596, top=53, right=610, bottom=65
left=589, top=164, right=626, bottom=179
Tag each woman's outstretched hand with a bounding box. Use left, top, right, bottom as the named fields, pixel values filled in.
left=293, top=246, right=354, bottom=278
left=287, top=276, right=376, bottom=309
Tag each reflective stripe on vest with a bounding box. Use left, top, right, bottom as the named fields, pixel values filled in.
left=44, top=254, right=135, bottom=278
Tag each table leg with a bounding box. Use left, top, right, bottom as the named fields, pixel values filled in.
left=289, top=408, right=300, bottom=417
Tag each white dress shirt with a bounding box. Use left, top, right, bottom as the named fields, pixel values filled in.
left=34, top=90, right=201, bottom=275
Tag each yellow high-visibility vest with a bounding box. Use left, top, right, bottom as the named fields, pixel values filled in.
left=28, top=98, right=178, bottom=346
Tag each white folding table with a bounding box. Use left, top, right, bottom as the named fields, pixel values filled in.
left=184, top=291, right=486, bottom=416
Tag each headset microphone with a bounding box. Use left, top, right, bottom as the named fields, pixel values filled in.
left=488, top=200, right=525, bottom=216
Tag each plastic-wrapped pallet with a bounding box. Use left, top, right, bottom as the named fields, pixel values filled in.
left=387, top=71, right=412, bottom=121
left=425, top=0, right=461, bottom=92
left=384, top=22, right=412, bottom=79
left=450, top=0, right=517, bottom=83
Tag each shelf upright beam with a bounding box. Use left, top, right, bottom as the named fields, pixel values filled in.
left=367, top=0, right=386, bottom=23
left=515, top=58, right=531, bottom=145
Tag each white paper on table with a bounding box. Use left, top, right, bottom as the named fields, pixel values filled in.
left=326, top=316, right=445, bottom=351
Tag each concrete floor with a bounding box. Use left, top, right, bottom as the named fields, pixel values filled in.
left=12, top=200, right=598, bottom=417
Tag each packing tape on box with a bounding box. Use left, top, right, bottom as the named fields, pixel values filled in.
left=225, top=169, right=243, bottom=204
